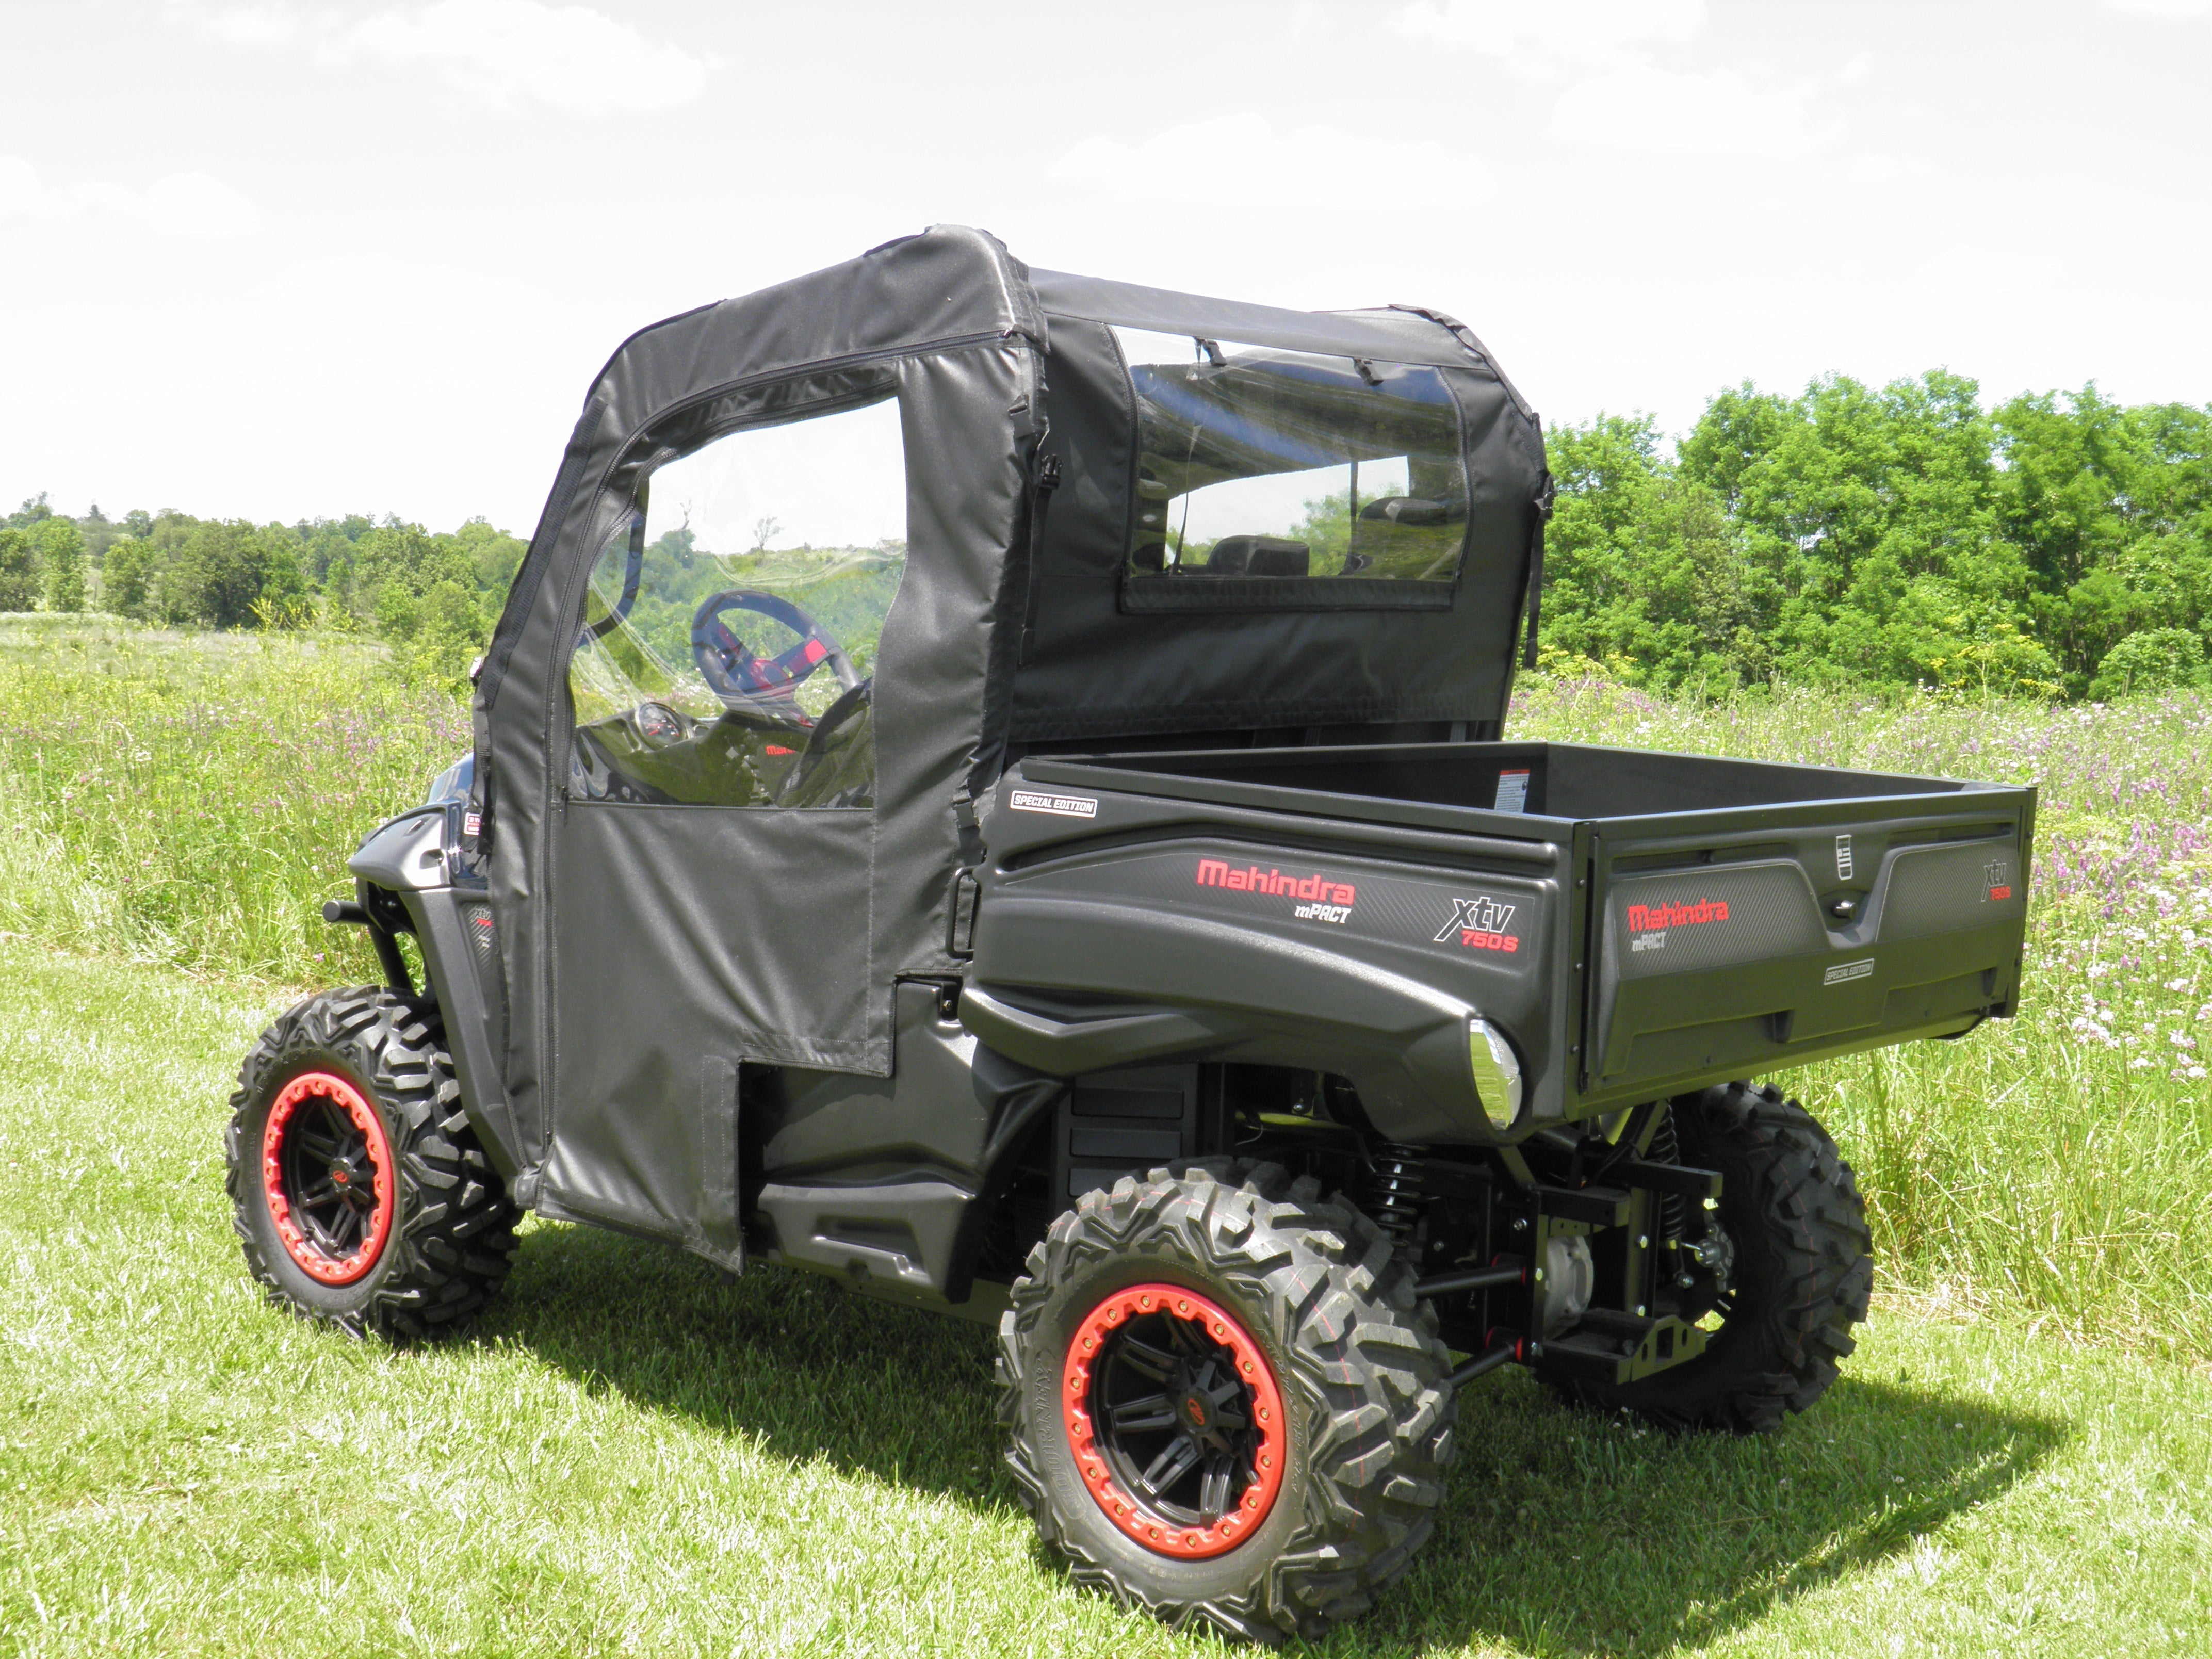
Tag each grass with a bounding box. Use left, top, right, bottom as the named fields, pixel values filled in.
left=0, top=615, right=467, bottom=986
left=5, top=620, right=2210, bottom=1360
left=2, top=937, right=2209, bottom=1657
left=3, top=621, right=2211, bottom=1650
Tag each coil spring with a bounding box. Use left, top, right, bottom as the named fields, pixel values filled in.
left=1648, top=1110, right=1687, bottom=1243
left=1365, top=1143, right=1426, bottom=1247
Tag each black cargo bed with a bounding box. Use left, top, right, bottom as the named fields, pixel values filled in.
left=1019, top=741, right=2035, bottom=1114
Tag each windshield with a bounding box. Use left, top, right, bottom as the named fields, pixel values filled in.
left=1116, top=328, right=1467, bottom=600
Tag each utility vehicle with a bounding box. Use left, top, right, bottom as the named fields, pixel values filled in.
left=227, top=226, right=2035, bottom=1642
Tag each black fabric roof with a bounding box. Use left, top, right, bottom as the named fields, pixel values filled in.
left=1030, top=268, right=1532, bottom=415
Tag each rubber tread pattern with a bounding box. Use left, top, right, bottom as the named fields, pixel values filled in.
left=1545, top=1081, right=1873, bottom=1434
left=226, top=986, right=519, bottom=1340
left=997, top=1159, right=1456, bottom=1644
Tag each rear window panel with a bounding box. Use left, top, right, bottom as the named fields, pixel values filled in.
left=1115, top=327, right=1468, bottom=609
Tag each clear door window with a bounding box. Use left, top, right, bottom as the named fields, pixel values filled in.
left=567, top=380, right=907, bottom=808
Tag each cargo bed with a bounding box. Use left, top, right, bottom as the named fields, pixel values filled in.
left=984, top=741, right=2034, bottom=1125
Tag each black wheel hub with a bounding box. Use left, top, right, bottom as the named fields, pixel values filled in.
left=1091, top=1310, right=1261, bottom=1527
left=281, top=1098, right=382, bottom=1258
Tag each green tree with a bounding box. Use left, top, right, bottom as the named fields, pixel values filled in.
left=6, top=493, right=53, bottom=530
left=101, top=536, right=159, bottom=620
left=1677, top=371, right=2031, bottom=687
left=164, top=521, right=306, bottom=629
left=450, top=516, right=528, bottom=600
left=2091, top=627, right=2208, bottom=700
left=0, top=528, right=35, bottom=610
left=1536, top=414, right=1758, bottom=688
left=35, top=519, right=86, bottom=612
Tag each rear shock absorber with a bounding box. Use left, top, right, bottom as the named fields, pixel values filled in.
left=1364, top=1143, right=1426, bottom=1248
left=1646, top=1111, right=1687, bottom=1245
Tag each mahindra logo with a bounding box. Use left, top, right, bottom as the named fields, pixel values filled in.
left=1195, top=858, right=1356, bottom=907
left=1435, top=896, right=1519, bottom=953
left=1627, top=898, right=1730, bottom=931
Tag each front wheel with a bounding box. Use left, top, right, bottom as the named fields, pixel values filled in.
left=224, top=987, right=518, bottom=1340
left=1543, top=1080, right=1873, bottom=1433
left=997, top=1160, right=1455, bottom=1644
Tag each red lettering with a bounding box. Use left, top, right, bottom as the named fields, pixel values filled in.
left=1459, top=929, right=1521, bottom=953
left=1193, top=859, right=1357, bottom=912
left=1628, top=897, right=1730, bottom=931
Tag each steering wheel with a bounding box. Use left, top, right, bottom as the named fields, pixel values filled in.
left=689, top=588, right=860, bottom=713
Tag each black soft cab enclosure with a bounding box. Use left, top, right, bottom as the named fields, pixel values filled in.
left=230, top=226, right=2033, bottom=1644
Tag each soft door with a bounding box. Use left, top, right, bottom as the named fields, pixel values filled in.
left=539, top=371, right=910, bottom=1251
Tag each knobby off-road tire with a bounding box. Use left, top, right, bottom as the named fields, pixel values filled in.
left=997, top=1159, right=1456, bottom=1644
left=225, top=986, right=518, bottom=1340
left=1546, top=1080, right=1873, bottom=1434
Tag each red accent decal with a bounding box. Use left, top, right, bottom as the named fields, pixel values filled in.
left=262, top=1070, right=394, bottom=1287
left=1988, top=885, right=2012, bottom=901
left=1063, top=1282, right=1286, bottom=1560
left=1195, top=857, right=1356, bottom=909
left=763, top=745, right=794, bottom=756
left=1459, top=930, right=1520, bottom=953
left=802, top=638, right=827, bottom=664
left=1626, top=898, right=1731, bottom=931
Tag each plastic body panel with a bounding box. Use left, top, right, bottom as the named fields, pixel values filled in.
left=970, top=740, right=2035, bottom=1134
left=349, top=791, right=525, bottom=1182
left=749, top=981, right=1064, bottom=1311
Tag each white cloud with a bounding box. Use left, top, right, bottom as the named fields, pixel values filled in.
left=0, top=156, right=47, bottom=219
left=0, top=156, right=260, bottom=236
left=1051, top=114, right=1495, bottom=208
left=1390, top=0, right=1704, bottom=70
left=2103, top=1, right=2210, bottom=18
left=177, top=3, right=305, bottom=47
left=256, top=256, right=570, bottom=343
left=172, top=0, right=721, bottom=114
left=1916, top=247, right=2054, bottom=300
left=1287, top=1, right=1329, bottom=43
left=1846, top=153, right=1930, bottom=185
left=333, top=1, right=717, bottom=113
left=1551, top=67, right=1820, bottom=157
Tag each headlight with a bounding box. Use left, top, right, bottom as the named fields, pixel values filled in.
left=1467, top=1017, right=1523, bottom=1131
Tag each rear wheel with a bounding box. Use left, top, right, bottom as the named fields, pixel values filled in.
left=998, top=1159, right=1455, bottom=1644
left=1543, top=1080, right=1872, bottom=1433
left=225, top=986, right=517, bottom=1340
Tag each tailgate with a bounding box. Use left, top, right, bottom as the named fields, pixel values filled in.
left=1580, top=788, right=2035, bottom=1103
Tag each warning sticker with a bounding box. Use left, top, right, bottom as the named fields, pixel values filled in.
left=1493, top=768, right=1531, bottom=814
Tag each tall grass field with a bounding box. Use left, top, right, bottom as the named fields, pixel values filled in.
left=4, top=615, right=2210, bottom=1655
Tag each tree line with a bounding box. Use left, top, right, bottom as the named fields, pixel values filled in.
left=0, top=498, right=524, bottom=688
left=1540, top=375, right=2212, bottom=700
left=6, top=370, right=2207, bottom=702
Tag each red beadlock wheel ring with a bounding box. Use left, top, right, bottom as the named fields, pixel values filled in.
left=1063, top=1282, right=1287, bottom=1559
left=261, top=1070, right=395, bottom=1286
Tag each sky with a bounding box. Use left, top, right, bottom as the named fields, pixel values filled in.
left=2, top=0, right=2208, bottom=534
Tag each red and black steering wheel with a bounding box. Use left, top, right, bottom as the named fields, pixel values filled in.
left=689, top=588, right=861, bottom=714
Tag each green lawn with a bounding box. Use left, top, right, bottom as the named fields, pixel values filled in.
left=4, top=937, right=2207, bottom=1657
